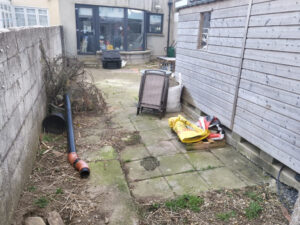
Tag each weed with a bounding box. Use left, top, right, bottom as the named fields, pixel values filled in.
left=165, top=195, right=204, bottom=212
left=28, top=186, right=36, bottom=192
left=55, top=188, right=64, bottom=194
left=202, top=165, right=216, bottom=171
left=245, top=201, right=262, bottom=219
left=149, top=203, right=160, bottom=211
left=42, top=134, right=54, bottom=142
left=123, top=159, right=132, bottom=163
left=216, top=211, right=236, bottom=221
left=34, top=197, right=49, bottom=208
left=245, top=191, right=263, bottom=202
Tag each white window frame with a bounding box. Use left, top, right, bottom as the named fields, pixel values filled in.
left=0, top=2, right=14, bottom=28
left=14, top=6, right=49, bottom=27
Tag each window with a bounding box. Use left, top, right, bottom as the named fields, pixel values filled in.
left=15, top=7, right=49, bottom=27
left=0, top=3, right=13, bottom=28
left=99, top=7, right=124, bottom=51
left=127, top=9, right=144, bottom=51
left=148, top=13, right=163, bottom=34
left=198, top=11, right=211, bottom=49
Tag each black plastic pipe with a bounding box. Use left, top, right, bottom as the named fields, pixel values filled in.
left=64, top=94, right=90, bottom=178
left=167, top=0, right=173, bottom=55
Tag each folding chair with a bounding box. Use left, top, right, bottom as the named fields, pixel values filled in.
left=137, top=70, right=170, bottom=119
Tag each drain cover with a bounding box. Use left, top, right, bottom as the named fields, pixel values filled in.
left=140, top=156, right=160, bottom=171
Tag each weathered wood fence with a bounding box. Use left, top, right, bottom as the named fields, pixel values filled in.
left=176, top=0, right=300, bottom=173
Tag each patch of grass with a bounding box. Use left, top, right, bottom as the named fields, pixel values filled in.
left=245, top=201, right=262, bottom=219
left=34, top=196, right=49, bottom=208
left=165, top=195, right=204, bottom=212
left=28, top=186, right=36, bottom=192
left=55, top=188, right=64, bottom=194
left=216, top=211, right=236, bottom=221
left=245, top=191, right=263, bottom=202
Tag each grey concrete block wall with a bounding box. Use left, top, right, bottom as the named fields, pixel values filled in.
left=0, top=26, right=63, bottom=225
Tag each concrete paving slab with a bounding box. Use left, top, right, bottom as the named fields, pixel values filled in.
left=83, top=145, right=117, bottom=161
left=158, top=154, right=194, bottom=176
left=200, top=167, right=247, bottom=190
left=212, top=147, right=270, bottom=185
left=132, top=118, right=159, bottom=131
left=124, top=159, right=162, bottom=182
left=140, top=128, right=171, bottom=146
left=166, top=172, right=209, bottom=195
left=131, top=177, right=174, bottom=201
left=146, top=140, right=180, bottom=157
left=185, top=151, right=224, bottom=170
left=120, top=144, right=150, bottom=162
left=89, top=160, right=129, bottom=193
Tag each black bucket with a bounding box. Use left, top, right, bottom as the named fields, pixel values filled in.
left=43, top=104, right=66, bottom=134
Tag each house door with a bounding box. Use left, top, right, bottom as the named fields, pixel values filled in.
left=75, top=6, right=96, bottom=54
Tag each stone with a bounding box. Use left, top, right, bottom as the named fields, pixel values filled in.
left=47, top=211, right=64, bottom=225
left=120, top=144, right=150, bottom=162
left=89, top=160, right=129, bottom=193
left=124, top=158, right=162, bottom=182
left=139, top=128, right=171, bottom=146
left=132, top=117, right=159, bottom=131
left=158, top=154, right=194, bottom=176
left=200, top=167, right=246, bottom=190
left=146, top=140, right=179, bottom=157
left=24, top=217, right=46, bottom=225
left=131, top=177, right=174, bottom=201
left=84, top=146, right=117, bottom=161
left=166, top=172, right=209, bottom=195
left=185, top=151, right=224, bottom=170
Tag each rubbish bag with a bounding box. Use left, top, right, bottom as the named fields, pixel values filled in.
left=168, top=115, right=210, bottom=143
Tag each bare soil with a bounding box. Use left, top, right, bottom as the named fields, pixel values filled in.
left=139, top=186, right=289, bottom=225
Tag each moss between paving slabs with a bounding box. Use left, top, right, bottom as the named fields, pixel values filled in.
left=158, top=154, right=194, bottom=176
left=185, top=151, right=224, bottom=170
left=89, top=160, right=129, bottom=193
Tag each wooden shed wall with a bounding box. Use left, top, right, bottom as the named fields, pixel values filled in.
left=176, top=0, right=300, bottom=173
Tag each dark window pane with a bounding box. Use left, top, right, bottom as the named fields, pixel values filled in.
left=128, top=9, right=144, bottom=51
left=99, top=7, right=124, bottom=50
left=149, top=14, right=162, bottom=33
left=78, top=7, right=95, bottom=53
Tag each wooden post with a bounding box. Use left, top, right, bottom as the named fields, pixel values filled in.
left=229, top=0, right=253, bottom=129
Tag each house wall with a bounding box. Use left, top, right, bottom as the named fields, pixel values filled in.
left=0, top=26, right=63, bottom=225
left=176, top=0, right=300, bottom=174
left=58, top=0, right=174, bottom=57
left=11, top=0, right=61, bottom=26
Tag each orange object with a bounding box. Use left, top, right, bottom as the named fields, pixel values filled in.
left=68, top=152, right=90, bottom=178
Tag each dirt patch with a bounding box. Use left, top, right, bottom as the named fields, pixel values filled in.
left=140, top=156, right=160, bottom=171
left=139, top=186, right=289, bottom=225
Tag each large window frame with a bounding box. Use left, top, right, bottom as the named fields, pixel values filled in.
left=147, top=13, right=163, bottom=34
left=75, top=4, right=147, bottom=54
left=14, top=6, right=49, bottom=27
left=0, top=3, right=14, bottom=28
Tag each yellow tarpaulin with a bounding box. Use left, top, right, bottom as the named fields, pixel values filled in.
left=168, top=115, right=210, bottom=143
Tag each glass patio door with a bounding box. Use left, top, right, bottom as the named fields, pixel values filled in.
left=76, top=6, right=96, bottom=54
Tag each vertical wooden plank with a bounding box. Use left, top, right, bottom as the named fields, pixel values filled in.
left=230, top=0, right=253, bottom=129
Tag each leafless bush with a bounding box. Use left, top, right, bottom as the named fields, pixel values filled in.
left=40, top=42, right=106, bottom=113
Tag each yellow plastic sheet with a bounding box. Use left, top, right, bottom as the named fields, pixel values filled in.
left=168, top=115, right=210, bottom=143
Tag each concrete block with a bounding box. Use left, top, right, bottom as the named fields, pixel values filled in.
left=4, top=31, right=18, bottom=59
left=260, top=150, right=275, bottom=164
left=0, top=32, right=7, bottom=64
left=15, top=28, right=33, bottom=53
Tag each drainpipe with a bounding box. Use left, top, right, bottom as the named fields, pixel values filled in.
left=65, top=94, right=90, bottom=178
left=167, top=0, right=173, bottom=56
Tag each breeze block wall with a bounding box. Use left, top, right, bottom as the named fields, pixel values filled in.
left=0, top=26, right=63, bottom=225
